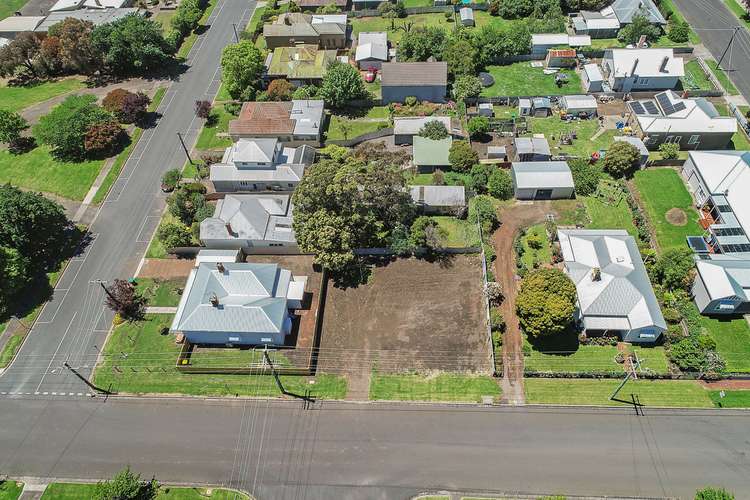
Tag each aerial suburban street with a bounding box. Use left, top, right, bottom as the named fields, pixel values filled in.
left=678, top=0, right=750, bottom=98
left=0, top=0, right=256, bottom=396
left=1, top=398, right=749, bottom=499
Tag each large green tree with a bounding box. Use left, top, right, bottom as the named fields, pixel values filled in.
left=617, top=15, right=662, bottom=45
left=92, top=14, right=173, bottom=75
left=319, top=61, right=368, bottom=109
left=487, top=169, right=513, bottom=200
left=443, top=36, right=477, bottom=77
left=651, top=247, right=695, bottom=291
left=46, top=18, right=101, bottom=74
left=0, top=109, right=29, bottom=152
left=569, top=158, right=602, bottom=196
left=448, top=140, right=479, bottom=172
left=33, top=94, right=112, bottom=160
left=602, top=141, right=640, bottom=178
left=516, top=268, right=577, bottom=337
left=220, top=40, right=265, bottom=101
left=0, top=246, right=30, bottom=317
left=397, top=26, right=447, bottom=62
left=474, top=23, right=531, bottom=67
left=0, top=184, right=70, bottom=270
left=292, top=154, right=414, bottom=273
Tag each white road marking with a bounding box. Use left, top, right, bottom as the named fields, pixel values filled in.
left=35, top=311, right=78, bottom=393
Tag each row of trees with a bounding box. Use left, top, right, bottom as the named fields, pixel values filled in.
left=0, top=15, right=174, bottom=81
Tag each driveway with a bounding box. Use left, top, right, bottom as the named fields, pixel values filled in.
left=20, top=0, right=56, bottom=16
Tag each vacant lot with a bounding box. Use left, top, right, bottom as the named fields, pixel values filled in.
left=633, top=168, right=702, bottom=251
left=482, top=63, right=582, bottom=97
left=318, top=256, right=490, bottom=377
left=525, top=379, right=714, bottom=407
left=370, top=373, right=500, bottom=402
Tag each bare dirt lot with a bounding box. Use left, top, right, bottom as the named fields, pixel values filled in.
left=317, top=255, right=491, bottom=387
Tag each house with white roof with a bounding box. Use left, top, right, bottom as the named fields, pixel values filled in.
left=0, top=16, right=45, bottom=38
left=199, top=194, right=297, bottom=253
left=511, top=161, right=574, bottom=200
left=692, top=258, right=750, bottom=315
left=49, top=0, right=132, bottom=11
left=170, top=260, right=306, bottom=346
left=393, top=116, right=454, bottom=145
left=210, top=138, right=315, bottom=193
left=356, top=32, right=388, bottom=70
left=627, top=91, right=736, bottom=150
left=572, top=0, right=667, bottom=38
left=558, top=229, right=666, bottom=343
left=409, top=185, right=466, bottom=214
left=514, top=137, right=552, bottom=162
left=602, top=48, right=684, bottom=92
left=682, top=151, right=750, bottom=258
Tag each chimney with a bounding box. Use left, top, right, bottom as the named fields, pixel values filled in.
left=216, top=262, right=225, bottom=273
left=659, top=56, right=670, bottom=73
left=210, top=293, right=220, bottom=307
left=591, top=267, right=601, bottom=282
left=630, top=58, right=639, bottom=76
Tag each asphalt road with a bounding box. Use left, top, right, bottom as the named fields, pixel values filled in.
left=677, top=0, right=750, bottom=99
left=1, top=398, right=749, bottom=499
left=0, top=0, right=256, bottom=396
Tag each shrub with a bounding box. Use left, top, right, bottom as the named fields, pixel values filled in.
left=651, top=247, right=695, bottom=291
left=194, top=100, right=212, bottom=119
left=103, top=279, right=145, bottom=321
left=103, top=89, right=150, bottom=124
left=516, top=268, right=577, bottom=337
left=658, top=142, right=680, bottom=160
left=488, top=0, right=500, bottom=15
left=617, top=15, right=662, bottom=45
left=468, top=195, right=498, bottom=233
left=569, top=158, right=602, bottom=196
left=526, top=234, right=544, bottom=250
left=487, top=169, right=513, bottom=200
left=266, top=79, right=294, bottom=101
left=404, top=96, right=418, bottom=107
left=668, top=20, right=690, bottom=43
left=157, top=221, right=193, bottom=248
left=293, top=84, right=319, bottom=100
left=0, top=109, right=29, bottom=153
left=490, top=308, right=505, bottom=333
left=419, top=120, right=449, bottom=140
left=409, top=216, right=446, bottom=250
left=449, top=140, right=479, bottom=172
left=603, top=141, right=641, bottom=178
left=161, top=169, right=181, bottom=191
left=224, top=102, right=241, bottom=116
left=695, top=487, right=735, bottom=500
left=484, top=281, right=503, bottom=305
left=452, top=75, right=483, bottom=101
left=467, top=116, right=490, bottom=138
left=84, top=120, right=124, bottom=156
left=433, top=169, right=445, bottom=185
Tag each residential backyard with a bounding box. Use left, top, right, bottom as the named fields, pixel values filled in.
left=432, top=216, right=481, bottom=248
left=481, top=63, right=582, bottom=97
left=369, top=373, right=500, bottom=402
left=582, top=195, right=639, bottom=237
left=524, top=379, right=715, bottom=407
left=326, top=113, right=389, bottom=141
left=92, top=315, right=347, bottom=398
left=526, top=116, right=618, bottom=158
left=518, top=224, right=551, bottom=270
left=349, top=13, right=457, bottom=42
left=632, top=168, right=702, bottom=251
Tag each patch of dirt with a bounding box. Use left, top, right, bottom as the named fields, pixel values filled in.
left=700, top=379, right=750, bottom=390
left=666, top=207, right=687, bottom=226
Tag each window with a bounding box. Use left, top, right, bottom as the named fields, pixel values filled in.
left=688, top=135, right=700, bottom=144
left=638, top=78, right=649, bottom=85
left=288, top=183, right=294, bottom=188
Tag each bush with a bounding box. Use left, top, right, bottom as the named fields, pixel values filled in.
left=84, top=120, right=124, bottom=156
left=404, top=96, right=418, bottom=107
left=0, top=109, right=29, bottom=153
left=487, top=169, right=513, bottom=200
left=224, top=102, right=241, bottom=116
left=658, top=142, right=680, bottom=160
left=695, top=487, right=735, bottom=500
left=448, top=140, right=479, bottom=172
left=668, top=20, right=690, bottom=43
left=319, top=61, right=368, bottom=109
left=603, top=141, right=641, bottom=178
left=419, top=120, right=449, bottom=140
left=484, top=281, right=503, bottom=305
left=194, top=100, right=212, bottom=119
left=569, top=158, right=602, bottom=196
left=409, top=216, right=446, bottom=250
left=526, top=234, right=544, bottom=250
left=293, top=84, right=318, bottom=100
left=452, top=75, right=483, bottom=101
left=516, top=268, right=577, bottom=337
left=102, top=88, right=150, bottom=124
left=267, top=79, right=294, bottom=101
left=468, top=195, right=498, bottom=233
left=161, top=169, right=181, bottom=191
left=467, top=116, right=490, bottom=138
left=490, top=308, right=505, bottom=333
left=617, top=15, right=662, bottom=45
left=157, top=221, right=193, bottom=248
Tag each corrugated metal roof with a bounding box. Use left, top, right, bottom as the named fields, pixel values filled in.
left=511, top=161, right=574, bottom=189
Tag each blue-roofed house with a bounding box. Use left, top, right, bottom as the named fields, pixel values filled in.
left=171, top=261, right=307, bottom=346
left=558, top=229, right=666, bottom=343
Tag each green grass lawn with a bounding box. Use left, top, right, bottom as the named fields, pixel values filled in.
left=92, top=87, right=167, bottom=204
left=524, top=378, right=714, bottom=407
left=583, top=195, right=638, bottom=237
left=154, top=9, right=176, bottom=33
left=730, top=129, right=750, bottom=150
left=526, top=116, right=617, bottom=158
left=682, top=60, right=715, bottom=91
left=350, top=13, right=456, bottom=42
left=195, top=106, right=233, bottom=150
left=215, top=82, right=232, bottom=102
left=519, top=224, right=551, bottom=269
left=41, top=483, right=248, bottom=500
left=632, top=168, right=702, bottom=251
left=524, top=331, right=670, bottom=376
left=0, top=334, right=24, bottom=369
left=245, top=5, right=266, bottom=32
left=0, top=480, right=22, bottom=500
left=370, top=373, right=500, bottom=402
left=326, top=115, right=389, bottom=141
left=0, top=0, right=28, bottom=21
left=0, top=78, right=85, bottom=112
left=0, top=145, right=104, bottom=200
left=482, top=63, right=582, bottom=97
left=701, top=315, right=750, bottom=373
left=432, top=216, right=481, bottom=248
left=724, top=0, right=750, bottom=31
left=705, top=59, right=739, bottom=95
left=710, top=390, right=750, bottom=408
left=134, top=278, right=183, bottom=307
left=92, top=314, right=347, bottom=398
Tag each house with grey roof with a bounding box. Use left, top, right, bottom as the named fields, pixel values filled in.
left=692, top=258, right=750, bottom=315
left=514, top=137, right=552, bottom=162
left=558, top=229, right=666, bottom=343
left=356, top=32, right=389, bottom=70
left=170, top=260, right=307, bottom=346
left=263, top=12, right=347, bottom=50
left=35, top=8, right=142, bottom=32
left=572, top=0, right=667, bottom=38
left=511, top=161, right=574, bottom=200
left=210, top=138, right=315, bottom=193
left=412, top=136, right=452, bottom=172
left=410, top=185, right=466, bottom=215
left=381, top=62, right=448, bottom=104
left=199, top=194, right=297, bottom=253
left=0, top=16, right=45, bottom=38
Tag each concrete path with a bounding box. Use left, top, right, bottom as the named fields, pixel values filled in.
left=17, top=478, right=48, bottom=500
left=144, top=306, right=178, bottom=314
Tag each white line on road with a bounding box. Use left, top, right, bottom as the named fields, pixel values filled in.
left=34, top=311, right=78, bottom=393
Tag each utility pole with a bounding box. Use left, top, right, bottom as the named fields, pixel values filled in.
left=177, top=132, right=194, bottom=165
left=717, top=26, right=741, bottom=71
left=63, top=361, right=112, bottom=395
left=263, top=349, right=286, bottom=396
left=232, top=23, right=239, bottom=43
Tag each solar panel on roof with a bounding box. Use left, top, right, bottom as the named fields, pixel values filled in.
left=630, top=101, right=645, bottom=115
left=643, top=101, right=659, bottom=114
left=655, top=93, right=677, bottom=115
left=687, top=236, right=709, bottom=253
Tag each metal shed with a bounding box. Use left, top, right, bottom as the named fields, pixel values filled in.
left=582, top=63, right=604, bottom=92
left=459, top=7, right=474, bottom=26
left=478, top=103, right=494, bottom=117
left=511, top=161, right=575, bottom=200
left=560, top=95, right=598, bottom=117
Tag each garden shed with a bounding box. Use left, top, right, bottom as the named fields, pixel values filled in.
left=582, top=63, right=605, bottom=92
left=511, top=161, right=574, bottom=200
left=459, top=7, right=474, bottom=26
left=560, top=95, right=598, bottom=117
left=478, top=103, right=494, bottom=117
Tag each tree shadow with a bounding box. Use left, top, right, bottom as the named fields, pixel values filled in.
left=137, top=110, right=162, bottom=130
left=526, top=328, right=581, bottom=357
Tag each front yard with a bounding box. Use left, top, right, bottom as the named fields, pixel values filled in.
left=0, top=78, right=85, bottom=112
left=370, top=373, right=500, bottom=402
left=195, top=105, right=233, bottom=151
left=524, top=378, right=714, bottom=407
left=92, top=315, right=347, bottom=398
left=326, top=114, right=389, bottom=141
left=632, top=168, right=702, bottom=251
left=682, top=60, right=715, bottom=91
left=701, top=315, right=750, bottom=373
left=134, top=278, right=184, bottom=307
left=481, top=63, right=582, bottom=97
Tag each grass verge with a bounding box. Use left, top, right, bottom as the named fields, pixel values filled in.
left=92, top=87, right=167, bottom=204
left=701, top=315, right=750, bottom=373
left=369, top=373, right=501, bottom=402
left=92, top=314, right=347, bottom=398
left=705, top=59, right=739, bottom=95
left=0, top=480, right=23, bottom=500
left=40, top=483, right=249, bottom=500
left=710, top=390, right=750, bottom=408
left=134, top=277, right=184, bottom=307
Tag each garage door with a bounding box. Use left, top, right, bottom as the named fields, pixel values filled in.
left=534, top=189, right=553, bottom=200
